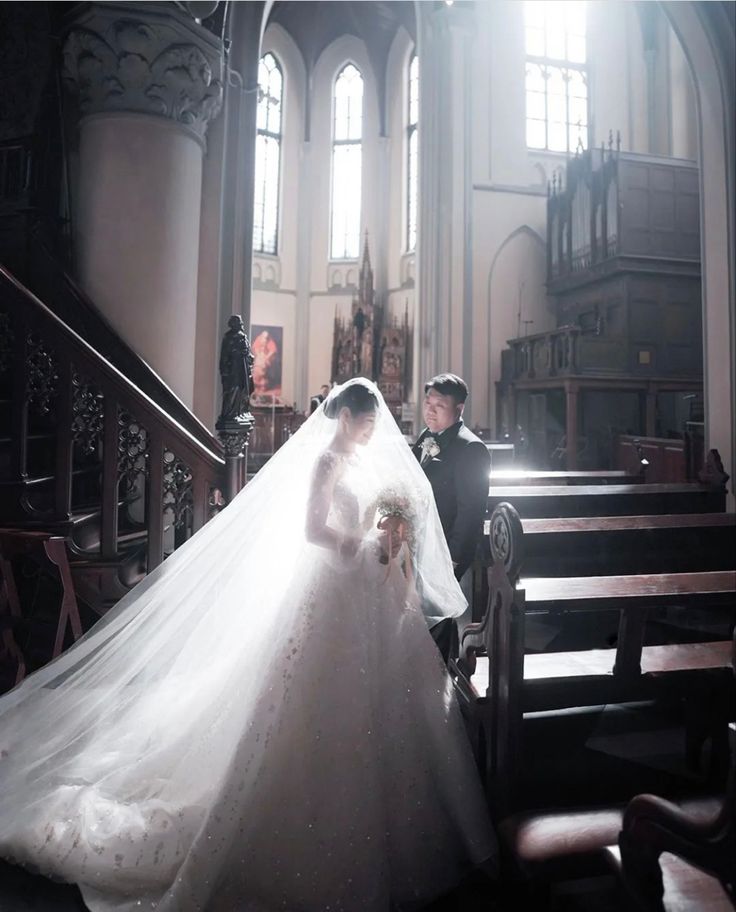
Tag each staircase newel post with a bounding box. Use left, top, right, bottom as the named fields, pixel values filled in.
left=216, top=316, right=254, bottom=504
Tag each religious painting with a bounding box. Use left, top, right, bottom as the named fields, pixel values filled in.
left=250, top=324, right=283, bottom=400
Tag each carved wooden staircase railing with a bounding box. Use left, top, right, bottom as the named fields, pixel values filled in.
left=0, top=264, right=227, bottom=619
left=22, top=224, right=219, bottom=454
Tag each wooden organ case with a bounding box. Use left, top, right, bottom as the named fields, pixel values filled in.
left=498, top=139, right=703, bottom=471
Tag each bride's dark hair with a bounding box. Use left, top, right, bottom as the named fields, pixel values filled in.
left=324, top=382, right=378, bottom=419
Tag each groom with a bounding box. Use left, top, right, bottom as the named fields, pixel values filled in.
left=413, top=374, right=490, bottom=662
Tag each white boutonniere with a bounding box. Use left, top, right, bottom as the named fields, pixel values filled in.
left=419, top=436, right=441, bottom=465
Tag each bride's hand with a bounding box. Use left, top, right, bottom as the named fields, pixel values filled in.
left=377, top=515, right=406, bottom=560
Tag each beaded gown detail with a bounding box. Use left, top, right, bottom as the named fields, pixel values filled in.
left=0, top=380, right=496, bottom=911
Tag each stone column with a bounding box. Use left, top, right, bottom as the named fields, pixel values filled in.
left=294, top=139, right=313, bottom=409
left=415, top=2, right=474, bottom=426
left=62, top=2, right=224, bottom=408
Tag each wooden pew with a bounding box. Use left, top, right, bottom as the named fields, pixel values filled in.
left=493, top=696, right=735, bottom=909
left=483, top=513, right=736, bottom=578
left=487, top=482, right=727, bottom=519
left=490, top=469, right=643, bottom=486
left=453, top=504, right=736, bottom=817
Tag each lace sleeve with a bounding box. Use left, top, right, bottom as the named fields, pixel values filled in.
left=305, top=450, right=345, bottom=552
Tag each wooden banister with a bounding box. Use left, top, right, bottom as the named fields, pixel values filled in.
left=0, top=265, right=226, bottom=577
left=19, top=236, right=220, bottom=454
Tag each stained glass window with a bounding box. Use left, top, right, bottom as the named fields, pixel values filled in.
left=330, top=64, right=363, bottom=260
left=525, top=2, right=588, bottom=153
left=254, top=53, right=282, bottom=254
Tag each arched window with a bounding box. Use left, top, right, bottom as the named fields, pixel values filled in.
left=253, top=53, right=282, bottom=255
left=330, top=63, right=363, bottom=260
left=525, top=1, right=588, bottom=153
left=407, top=53, right=419, bottom=252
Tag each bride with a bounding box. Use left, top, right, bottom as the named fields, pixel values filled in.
left=0, top=378, right=496, bottom=911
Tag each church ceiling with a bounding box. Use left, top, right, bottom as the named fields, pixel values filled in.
left=267, top=0, right=416, bottom=135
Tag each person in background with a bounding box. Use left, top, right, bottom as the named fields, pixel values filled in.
left=309, top=383, right=331, bottom=414
left=412, top=373, right=490, bottom=663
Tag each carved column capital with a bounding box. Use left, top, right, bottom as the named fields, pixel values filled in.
left=62, top=2, right=224, bottom=144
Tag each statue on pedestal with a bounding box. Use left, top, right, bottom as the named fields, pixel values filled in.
left=217, top=315, right=254, bottom=426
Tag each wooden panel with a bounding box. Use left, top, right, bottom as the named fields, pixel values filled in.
left=488, top=482, right=725, bottom=517
left=616, top=435, right=686, bottom=483
left=521, top=571, right=736, bottom=610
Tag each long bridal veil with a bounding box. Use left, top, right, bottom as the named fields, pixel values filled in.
left=0, top=378, right=471, bottom=907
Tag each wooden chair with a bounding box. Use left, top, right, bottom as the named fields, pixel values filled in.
left=0, top=530, right=83, bottom=687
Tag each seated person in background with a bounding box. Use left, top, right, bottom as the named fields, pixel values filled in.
left=309, top=384, right=331, bottom=415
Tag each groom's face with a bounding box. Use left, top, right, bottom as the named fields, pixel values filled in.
left=423, top=390, right=463, bottom=434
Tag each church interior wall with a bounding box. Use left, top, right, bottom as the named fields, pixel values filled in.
left=385, top=27, right=415, bottom=296
left=76, top=114, right=204, bottom=408
left=466, top=0, right=698, bottom=433
left=256, top=23, right=305, bottom=294
left=669, top=25, right=698, bottom=161
left=116, top=0, right=709, bottom=450
left=308, top=36, right=380, bottom=279
left=249, top=24, right=305, bottom=407
left=251, top=24, right=419, bottom=410
left=663, top=0, right=736, bottom=499
left=308, top=293, right=352, bottom=397
left=250, top=287, right=297, bottom=406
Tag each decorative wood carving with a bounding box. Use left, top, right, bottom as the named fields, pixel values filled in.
left=331, top=235, right=412, bottom=420
left=163, top=449, right=193, bottom=531
left=25, top=332, right=58, bottom=415
left=699, top=448, right=730, bottom=491
left=71, top=371, right=104, bottom=457
left=117, top=409, right=149, bottom=493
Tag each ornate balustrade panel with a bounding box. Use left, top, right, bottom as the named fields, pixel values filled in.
left=508, top=328, right=581, bottom=383
left=0, top=268, right=225, bottom=571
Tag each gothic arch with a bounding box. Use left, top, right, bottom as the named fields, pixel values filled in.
left=661, top=1, right=735, bottom=492
left=486, top=224, right=546, bottom=316
left=486, top=225, right=547, bottom=431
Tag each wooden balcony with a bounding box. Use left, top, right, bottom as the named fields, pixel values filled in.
left=504, top=326, right=582, bottom=383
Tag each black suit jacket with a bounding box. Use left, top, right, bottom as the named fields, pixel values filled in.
left=413, top=421, right=490, bottom=580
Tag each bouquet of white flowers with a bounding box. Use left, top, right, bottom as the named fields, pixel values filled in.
left=365, top=486, right=423, bottom=587
left=374, top=489, right=417, bottom=551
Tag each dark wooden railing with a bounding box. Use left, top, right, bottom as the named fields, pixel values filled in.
left=0, top=266, right=226, bottom=574
left=23, top=233, right=220, bottom=454
left=506, top=325, right=581, bottom=382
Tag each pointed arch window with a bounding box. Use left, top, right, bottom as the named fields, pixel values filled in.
left=330, top=63, right=363, bottom=260
left=407, top=53, right=419, bottom=252
left=254, top=52, right=282, bottom=255
left=525, top=1, right=588, bottom=153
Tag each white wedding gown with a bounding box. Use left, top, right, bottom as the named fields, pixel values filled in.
left=0, top=380, right=496, bottom=911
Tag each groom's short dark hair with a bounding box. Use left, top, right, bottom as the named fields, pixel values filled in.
left=424, top=374, right=469, bottom=404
